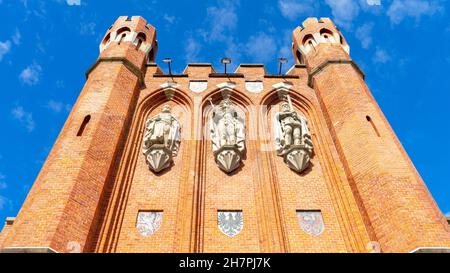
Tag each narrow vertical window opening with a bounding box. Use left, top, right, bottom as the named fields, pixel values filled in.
left=118, top=33, right=126, bottom=45
left=366, top=115, right=381, bottom=137
left=136, top=38, right=143, bottom=50
left=296, top=50, right=303, bottom=64
left=77, top=115, right=91, bottom=137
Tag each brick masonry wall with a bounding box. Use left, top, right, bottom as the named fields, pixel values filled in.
left=0, top=16, right=155, bottom=253
left=91, top=63, right=372, bottom=253
left=293, top=18, right=450, bottom=252
left=2, top=16, right=449, bottom=253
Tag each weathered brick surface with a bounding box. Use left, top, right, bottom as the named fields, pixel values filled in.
left=1, top=16, right=448, bottom=253
left=0, top=16, right=156, bottom=253
left=91, top=66, right=372, bottom=252
left=293, top=17, right=450, bottom=252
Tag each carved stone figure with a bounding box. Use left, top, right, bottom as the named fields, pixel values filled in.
left=210, top=98, right=245, bottom=173
left=274, top=102, right=313, bottom=173
left=142, top=104, right=181, bottom=172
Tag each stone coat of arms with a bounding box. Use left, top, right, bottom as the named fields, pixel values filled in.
left=218, top=211, right=243, bottom=237
left=297, top=211, right=325, bottom=236
left=136, top=211, right=163, bottom=236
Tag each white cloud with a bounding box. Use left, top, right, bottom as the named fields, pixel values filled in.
left=0, top=40, right=11, bottom=61
left=245, top=32, right=277, bottom=63
left=278, top=0, right=319, bottom=21
left=163, top=14, right=176, bottom=24
left=80, top=22, right=96, bottom=36
left=46, top=100, right=64, bottom=113
left=278, top=29, right=294, bottom=66
left=0, top=29, right=21, bottom=61
left=46, top=100, right=71, bottom=113
left=224, top=38, right=243, bottom=68
left=56, top=80, right=65, bottom=89
left=0, top=196, right=6, bottom=210
left=66, top=0, right=80, bottom=6
left=0, top=195, right=11, bottom=210
left=325, top=0, right=361, bottom=28
left=0, top=173, right=6, bottom=190
left=12, top=105, right=36, bottom=132
left=201, top=0, right=239, bottom=42
left=184, top=36, right=201, bottom=62
left=366, top=0, right=381, bottom=5
left=373, top=47, right=391, bottom=64
left=19, top=63, right=42, bottom=86
left=445, top=211, right=450, bottom=217
left=387, top=0, right=442, bottom=24
left=12, top=29, right=21, bottom=45
left=355, top=22, right=374, bottom=49
left=194, top=0, right=243, bottom=67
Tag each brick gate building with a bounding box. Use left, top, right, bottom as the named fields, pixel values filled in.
left=0, top=16, right=449, bottom=253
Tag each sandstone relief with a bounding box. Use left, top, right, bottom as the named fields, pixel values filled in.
left=274, top=101, right=313, bottom=173
left=209, top=98, right=246, bottom=173
left=142, top=104, right=181, bottom=172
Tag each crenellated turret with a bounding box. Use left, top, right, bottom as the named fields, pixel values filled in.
left=99, top=16, right=158, bottom=67
left=292, top=17, right=450, bottom=253
left=292, top=18, right=350, bottom=69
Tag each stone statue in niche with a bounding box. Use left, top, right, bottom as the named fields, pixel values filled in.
left=274, top=101, right=313, bottom=173
left=142, top=104, right=181, bottom=172
left=209, top=98, right=245, bottom=173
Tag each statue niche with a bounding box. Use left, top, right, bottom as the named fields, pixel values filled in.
left=142, top=104, right=181, bottom=172
left=274, top=101, right=313, bottom=173
left=209, top=98, right=246, bottom=173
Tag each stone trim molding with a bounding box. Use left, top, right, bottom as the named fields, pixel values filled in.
left=5, top=217, right=15, bottom=225
left=216, top=82, right=236, bottom=90
left=272, top=82, right=293, bottom=90
left=86, top=57, right=145, bottom=86
left=307, top=59, right=365, bottom=88
left=264, top=74, right=299, bottom=79
left=209, top=73, right=245, bottom=78
left=410, top=247, right=450, bottom=253
left=1, top=246, right=58, bottom=253
left=153, top=74, right=189, bottom=78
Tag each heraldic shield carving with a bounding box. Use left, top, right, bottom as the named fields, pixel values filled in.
left=142, top=105, right=181, bottom=173
left=218, top=211, right=243, bottom=237
left=136, top=211, right=163, bottom=236
left=209, top=98, right=246, bottom=173
left=297, top=210, right=325, bottom=236
left=274, top=101, right=313, bottom=173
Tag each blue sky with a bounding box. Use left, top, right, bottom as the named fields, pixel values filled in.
left=0, top=0, right=449, bottom=224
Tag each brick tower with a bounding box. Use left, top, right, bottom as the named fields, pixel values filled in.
left=291, top=18, right=450, bottom=252
left=0, top=16, right=157, bottom=253
left=0, top=16, right=449, bottom=253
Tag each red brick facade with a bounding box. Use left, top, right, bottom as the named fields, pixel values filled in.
left=0, top=16, right=449, bottom=253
